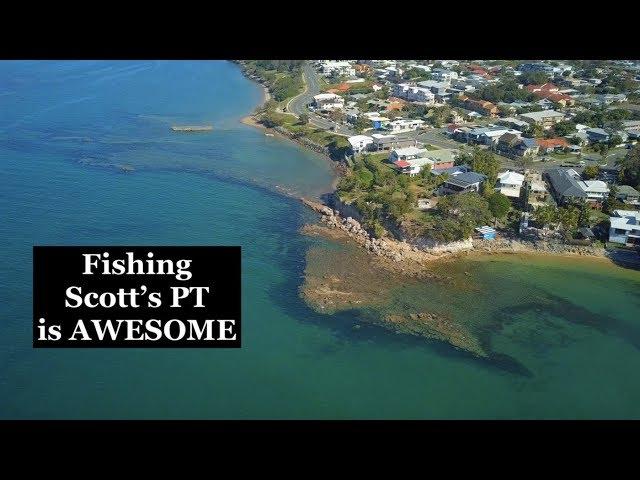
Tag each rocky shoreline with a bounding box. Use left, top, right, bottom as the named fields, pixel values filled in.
left=300, top=197, right=608, bottom=265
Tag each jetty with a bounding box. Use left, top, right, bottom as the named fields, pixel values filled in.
left=171, top=125, right=213, bottom=132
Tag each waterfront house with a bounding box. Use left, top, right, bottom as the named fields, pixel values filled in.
left=544, top=168, right=609, bottom=205
left=389, top=146, right=428, bottom=162
left=496, top=170, right=525, bottom=199
left=609, top=210, right=640, bottom=245
left=370, top=133, right=417, bottom=151
left=441, top=171, right=487, bottom=194
left=347, top=135, right=374, bottom=154
left=527, top=176, right=549, bottom=208
left=519, top=110, right=565, bottom=129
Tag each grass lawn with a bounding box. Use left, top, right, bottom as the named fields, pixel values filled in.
left=425, top=144, right=440, bottom=150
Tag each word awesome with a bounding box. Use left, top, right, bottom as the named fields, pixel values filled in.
left=52, top=318, right=237, bottom=342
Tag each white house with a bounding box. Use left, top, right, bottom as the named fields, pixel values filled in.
left=388, top=146, right=429, bottom=163
left=609, top=210, right=640, bottom=245
left=576, top=178, right=610, bottom=202
left=320, top=61, right=355, bottom=78
left=313, top=93, right=345, bottom=111
left=386, top=118, right=425, bottom=133
left=391, top=83, right=436, bottom=104
left=496, top=170, right=525, bottom=198
left=347, top=135, right=374, bottom=154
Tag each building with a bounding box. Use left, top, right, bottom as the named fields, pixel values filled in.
left=393, top=160, right=422, bottom=176
left=544, top=168, right=609, bottom=205
left=475, top=226, right=497, bottom=240
left=616, top=185, right=640, bottom=206
left=497, top=117, right=530, bottom=130
left=496, top=133, right=539, bottom=158
left=496, top=170, right=525, bottom=199
left=459, top=95, right=499, bottom=117
left=386, top=118, right=425, bottom=133
left=312, top=93, right=345, bottom=111
left=391, top=83, right=436, bottom=104
left=518, top=110, right=565, bottom=129
left=525, top=83, right=575, bottom=107
left=527, top=175, right=549, bottom=208
left=466, top=126, right=520, bottom=146
left=347, top=135, right=374, bottom=154
left=586, top=127, right=610, bottom=143
left=609, top=210, right=640, bottom=245
left=536, top=137, right=570, bottom=154
left=320, top=61, right=355, bottom=78
left=370, top=133, right=417, bottom=151
left=441, top=171, right=487, bottom=194
left=389, top=146, right=428, bottom=162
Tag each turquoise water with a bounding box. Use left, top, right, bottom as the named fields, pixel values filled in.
left=2, top=60, right=640, bottom=419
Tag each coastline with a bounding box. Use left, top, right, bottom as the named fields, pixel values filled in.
left=236, top=64, right=629, bottom=271
left=237, top=65, right=343, bottom=190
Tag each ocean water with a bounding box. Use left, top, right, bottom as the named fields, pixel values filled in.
left=1, top=60, right=640, bottom=419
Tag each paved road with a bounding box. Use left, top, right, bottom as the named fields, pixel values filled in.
left=287, top=62, right=354, bottom=137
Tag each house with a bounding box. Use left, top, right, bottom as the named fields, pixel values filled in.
left=544, top=168, right=588, bottom=204
left=389, top=146, right=428, bottom=162
left=527, top=175, right=549, bottom=208
left=370, top=133, right=417, bottom=151
left=616, top=185, right=640, bottom=206
left=467, top=126, right=520, bottom=146
left=320, top=61, right=355, bottom=78
left=586, top=128, right=610, bottom=143
left=459, top=95, right=499, bottom=117
left=347, top=135, right=374, bottom=154
left=536, top=137, right=569, bottom=154
left=312, top=93, right=344, bottom=111
left=526, top=83, right=575, bottom=107
left=496, top=170, right=525, bottom=199
left=393, top=159, right=422, bottom=177
left=519, top=110, right=565, bottom=129
left=431, top=165, right=471, bottom=176
left=496, top=132, right=538, bottom=158
left=391, top=83, right=436, bottom=104
left=609, top=210, right=640, bottom=245
left=419, top=149, right=459, bottom=170
left=386, top=118, right=425, bottom=133
left=441, top=171, right=487, bottom=194
left=497, top=117, right=530, bottom=130
left=367, top=114, right=390, bottom=130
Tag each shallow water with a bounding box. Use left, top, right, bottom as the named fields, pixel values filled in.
left=2, top=60, right=640, bottom=419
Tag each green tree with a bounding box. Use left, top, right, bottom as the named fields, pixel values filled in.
left=553, top=120, right=577, bottom=137
left=582, top=165, right=600, bottom=179
left=487, top=192, right=511, bottom=224
left=298, top=113, right=309, bottom=125
left=534, top=204, right=558, bottom=227
left=618, top=144, right=640, bottom=188
left=458, top=147, right=501, bottom=185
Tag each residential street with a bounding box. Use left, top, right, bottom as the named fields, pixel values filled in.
left=287, top=62, right=354, bottom=136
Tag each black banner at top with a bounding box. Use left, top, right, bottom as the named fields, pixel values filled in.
left=33, top=246, right=241, bottom=348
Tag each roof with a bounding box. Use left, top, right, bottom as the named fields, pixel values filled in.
left=445, top=171, right=487, bottom=188
left=314, top=93, right=341, bottom=101
left=578, top=180, right=609, bottom=194
left=578, top=227, right=595, bottom=238
left=498, top=170, right=525, bottom=185
left=610, top=210, right=640, bottom=231
left=521, top=137, right=539, bottom=148
left=537, top=137, right=569, bottom=149
left=392, top=146, right=425, bottom=157
left=394, top=160, right=411, bottom=168
left=347, top=135, right=373, bottom=147
left=475, top=226, right=496, bottom=234
left=519, top=110, right=565, bottom=121
left=587, top=127, right=609, bottom=136
left=498, top=132, right=521, bottom=146
left=617, top=185, right=640, bottom=196
left=545, top=168, right=587, bottom=198
left=432, top=165, right=470, bottom=176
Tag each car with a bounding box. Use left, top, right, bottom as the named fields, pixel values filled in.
left=578, top=160, right=586, bottom=166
